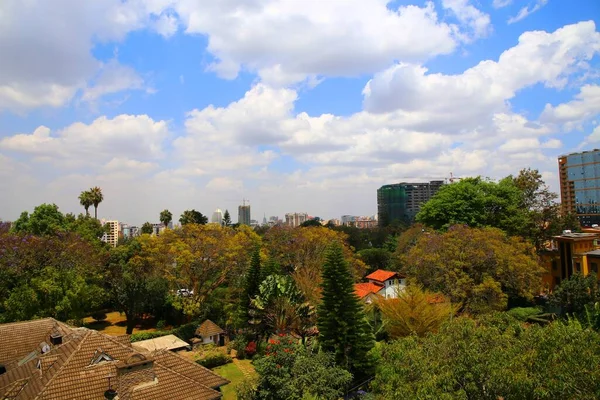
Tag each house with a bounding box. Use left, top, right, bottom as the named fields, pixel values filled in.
left=541, top=231, right=600, bottom=291
left=354, top=269, right=406, bottom=303
left=131, top=334, right=190, bottom=353
left=0, top=318, right=228, bottom=399
left=195, top=320, right=225, bottom=346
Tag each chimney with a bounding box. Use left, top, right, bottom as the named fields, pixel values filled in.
left=104, top=389, right=118, bottom=400
left=50, top=332, right=62, bottom=346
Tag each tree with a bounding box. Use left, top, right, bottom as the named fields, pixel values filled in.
left=400, top=225, right=543, bottom=314
left=373, top=317, right=600, bottom=399
left=416, top=176, right=529, bottom=237
left=78, top=190, right=93, bottom=216
left=300, top=219, right=322, bottom=227
left=549, top=273, right=598, bottom=316
left=89, top=186, right=103, bottom=219
left=11, top=203, right=66, bottom=236
left=223, top=209, right=232, bottom=227
left=64, top=213, right=108, bottom=246
left=141, top=222, right=154, bottom=235
left=244, top=336, right=352, bottom=400
left=179, top=209, right=208, bottom=225
left=357, top=248, right=391, bottom=274
left=159, top=209, right=173, bottom=229
left=243, top=247, right=263, bottom=319
left=377, top=285, right=455, bottom=338
left=317, top=243, right=375, bottom=378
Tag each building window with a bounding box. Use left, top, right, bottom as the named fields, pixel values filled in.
left=551, top=260, right=558, bottom=271
left=575, top=262, right=581, bottom=273
left=592, top=262, right=599, bottom=273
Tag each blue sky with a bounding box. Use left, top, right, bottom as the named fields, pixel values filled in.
left=0, top=0, right=599, bottom=225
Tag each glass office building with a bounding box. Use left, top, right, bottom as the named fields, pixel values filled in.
left=377, top=181, right=444, bottom=226
left=559, top=150, right=600, bottom=226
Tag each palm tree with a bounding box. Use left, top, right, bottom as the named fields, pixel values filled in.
left=160, top=209, right=173, bottom=229
left=78, top=190, right=93, bottom=216
left=89, top=186, right=103, bottom=219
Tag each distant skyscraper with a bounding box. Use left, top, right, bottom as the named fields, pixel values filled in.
left=238, top=204, right=251, bottom=225
left=285, top=212, right=308, bottom=227
left=211, top=208, right=224, bottom=225
left=377, top=181, right=444, bottom=226
left=559, top=150, right=600, bottom=226
left=101, top=220, right=120, bottom=247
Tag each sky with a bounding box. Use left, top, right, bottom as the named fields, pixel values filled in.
left=0, top=0, right=599, bottom=225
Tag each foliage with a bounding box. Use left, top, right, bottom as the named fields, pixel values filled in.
left=243, top=247, right=263, bottom=320
left=0, top=230, right=108, bottom=322
left=357, top=248, right=392, bottom=274
left=317, top=243, right=375, bottom=378
left=129, top=330, right=172, bottom=342
left=156, top=319, right=167, bottom=330
left=91, top=312, right=107, bottom=322
left=141, top=222, right=154, bottom=235
left=128, top=320, right=199, bottom=342
left=179, top=209, right=208, bottom=225
left=248, top=336, right=352, bottom=400
left=416, top=176, right=528, bottom=235
left=229, top=337, right=249, bottom=359
left=263, top=226, right=365, bottom=306
left=245, top=341, right=257, bottom=358
left=507, top=307, right=555, bottom=325
left=250, top=275, right=315, bottom=340
left=549, top=273, right=599, bottom=316
left=300, top=219, right=322, bottom=227
left=78, top=190, right=93, bottom=216
left=197, top=351, right=233, bottom=368
left=89, top=186, right=104, bottom=219
left=12, top=203, right=66, bottom=236
left=372, top=317, right=600, bottom=399
left=377, top=285, right=456, bottom=338
left=400, top=225, right=543, bottom=313
left=223, top=209, right=232, bottom=227
left=64, top=213, right=107, bottom=246
left=159, top=209, right=173, bottom=228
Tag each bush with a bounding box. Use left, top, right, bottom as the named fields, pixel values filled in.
left=196, top=351, right=232, bottom=369
left=156, top=320, right=167, bottom=330
left=245, top=341, right=257, bottom=358
left=91, top=312, right=107, bottom=322
left=130, top=330, right=171, bottom=342
left=172, top=321, right=199, bottom=342
left=230, top=337, right=248, bottom=359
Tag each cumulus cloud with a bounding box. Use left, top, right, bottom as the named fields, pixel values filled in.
left=541, top=85, right=600, bottom=130
left=508, top=0, right=548, bottom=24
left=82, top=60, right=146, bottom=102
left=442, top=0, right=492, bottom=41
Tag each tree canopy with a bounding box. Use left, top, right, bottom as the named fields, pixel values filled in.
left=179, top=209, right=208, bottom=225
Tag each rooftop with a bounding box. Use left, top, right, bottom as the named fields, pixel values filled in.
left=554, top=232, right=599, bottom=240
left=195, top=320, right=224, bottom=338
left=131, top=334, right=189, bottom=353
left=365, top=269, right=404, bottom=283
left=355, top=282, right=384, bottom=299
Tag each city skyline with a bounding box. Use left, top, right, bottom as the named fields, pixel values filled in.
left=0, top=1, right=599, bottom=225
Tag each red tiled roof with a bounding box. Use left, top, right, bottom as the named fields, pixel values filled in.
left=365, top=269, right=403, bottom=283
left=354, top=282, right=383, bottom=299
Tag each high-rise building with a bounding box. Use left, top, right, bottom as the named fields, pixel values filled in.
left=238, top=204, right=251, bottom=225
left=101, top=220, right=120, bottom=247
left=559, top=150, right=600, bottom=226
left=211, top=208, right=224, bottom=225
left=377, top=180, right=444, bottom=226
left=285, top=212, right=308, bottom=227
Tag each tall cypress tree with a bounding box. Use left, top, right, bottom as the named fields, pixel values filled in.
left=244, top=246, right=262, bottom=320
left=317, top=243, right=375, bottom=379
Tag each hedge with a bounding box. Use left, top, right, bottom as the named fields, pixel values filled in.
left=130, top=321, right=199, bottom=343
left=196, top=352, right=232, bottom=369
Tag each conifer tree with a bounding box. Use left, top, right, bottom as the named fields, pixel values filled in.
left=317, top=243, right=375, bottom=379
left=261, top=258, right=282, bottom=282
left=244, top=247, right=262, bottom=319
left=223, top=209, right=232, bottom=227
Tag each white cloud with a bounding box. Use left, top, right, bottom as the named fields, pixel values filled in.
left=541, top=85, right=600, bottom=130
left=493, top=0, right=512, bottom=8
left=442, top=0, right=492, bottom=41
left=82, top=60, right=146, bottom=102
left=0, top=115, right=169, bottom=167
left=172, top=0, right=463, bottom=85
left=508, top=0, right=548, bottom=24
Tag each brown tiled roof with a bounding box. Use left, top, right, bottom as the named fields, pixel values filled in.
left=195, top=320, right=224, bottom=337
left=0, top=320, right=225, bottom=400
left=0, top=318, right=73, bottom=370
left=151, top=350, right=228, bottom=389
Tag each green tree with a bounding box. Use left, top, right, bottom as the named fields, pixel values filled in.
left=317, top=243, right=375, bottom=378
left=179, top=209, right=208, bottom=225
left=65, top=213, right=108, bottom=246
left=300, top=219, right=322, bottom=227
left=244, top=336, right=352, bottom=400
left=416, top=176, right=528, bottom=237
left=400, top=225, right=543, bottom=313
left=159, top=209, right=173, bottom=229
left=244, top=247, right=263, bottom=319
left=141, top=222, right=154, bottom=235
left=356, top=248, right=391, bottom=274
left=89, top=186, right=104, bottom=219
left=549, top=273, right=598, bottom=316
left=78, top=190, right=93, bottom=216
left=11, top=203, right=66, bottom=236
left=223, top=209, right=232, bottom=227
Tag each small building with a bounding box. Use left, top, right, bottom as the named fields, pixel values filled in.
left=131, top=334, right=189, bottom=353
left=195, top=320, right=225, bottom=346
left=365, top=269, right=406, bottom=299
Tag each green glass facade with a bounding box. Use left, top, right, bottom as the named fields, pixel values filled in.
left=377, top=181, right=444, bottom=226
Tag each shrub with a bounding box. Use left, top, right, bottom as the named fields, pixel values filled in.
left=172, top=321, right=198, bottom=342
left=245, top=341, right=257, bottom=358
left=230, top=337, right=248, bottom=359
left=91, top=312, right=107, bottom=322
left=130, top=330, right=171, bottom=342
left=156, top=320, right=167, bottom=330
left=196, top=352, right=232, bottom=369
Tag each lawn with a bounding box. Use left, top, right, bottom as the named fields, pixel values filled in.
left=83, top=311, right=160, bottom=336
left=213, top=360, right=255, bottom=400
